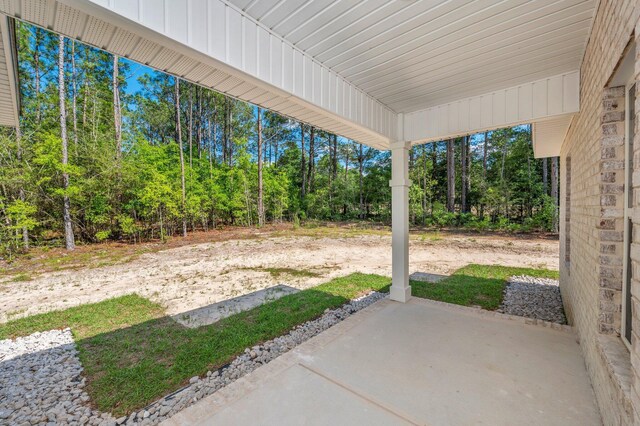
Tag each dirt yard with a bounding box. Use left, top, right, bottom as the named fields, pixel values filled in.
left=0, top=226, right=559, bottom=323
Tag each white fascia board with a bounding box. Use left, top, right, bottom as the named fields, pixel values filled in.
left=46, top=0, right=396, bottom=148
left=0, top=16, right=20, bottom=128
left=403, top=71, right=580, bottom=145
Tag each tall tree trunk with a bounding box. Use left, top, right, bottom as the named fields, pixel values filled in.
left=223, top=98, right=229, bottom=165
left=82, top=48, right=90, bottom=131
left=208, top=115, right=214, bottom=179
left=197, top=87, right=203, bottom=159
left=227, top=100, right=234, bottom=166
left=461, top=136, right=467, bottom=213
left=300, top=123, right=306, bottom=199
left=480, top=133, right=488, bottom=219
left=175, top=78, right=187, bottom=237
left=59, top=36, right=75, bottom=251
left=71, top=41, right=78, bottom=148
left=542, top=157, right=548, bottom=195
left=359, top=143, right=364, bottom=219
left=257, top=108, right=265, bottom=227
left=188, top=88, right=193, bottom=170
left=344, top=144, right=349, bottom=216
left=91, top=90, right=97, bottom=143
left=483, top=132, right=488, bottom=180
left=466, top=135, right=471, bottom=204
left=34, top=28, right=42, bottom=125
left=446, top=139, right=455, bottom=213
left=501, top=138, right=508, bottom=217
left=422, top=145, right=428, bottom=225
left=332, top=135, right=338, bottom=181
left=527, top=149, right=533, bottom=217
left=16, top=121, right=28, bottom=249
left=113, top=55, right=122, bottom=158
left=307, top=127, right=315, bottom=193
left=431, top=142, right=437, bottom=216
left=212, top=109, right=218, bottom=165
left=551, top=156, right=559, bottom=232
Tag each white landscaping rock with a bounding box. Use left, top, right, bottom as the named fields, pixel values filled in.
left=498, top=275, right=566, bottom=324
left=0, top=328, right=116, bottom=425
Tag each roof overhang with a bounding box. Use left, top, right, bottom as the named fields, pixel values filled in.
left=0, top=16, right=20, bottom=128
left=532, top=114, right=575, bottom=158
left=0, top=0, right=596, bottom=151
left=403, top=71, right=580, bottom=157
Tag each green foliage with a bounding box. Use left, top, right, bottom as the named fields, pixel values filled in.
left=0, top=23, right=559, bottom=256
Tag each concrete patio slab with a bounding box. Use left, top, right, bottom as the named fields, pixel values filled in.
left=163, top=298, right=600, bottom=426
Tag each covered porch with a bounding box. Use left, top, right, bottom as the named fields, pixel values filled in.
left=0, top=0, right=589, bottom=305
left=0, top=0, right=606, bottom=425
left=165, top=297, right=599, bottom=425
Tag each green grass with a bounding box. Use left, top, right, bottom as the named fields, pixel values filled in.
left=243, top=266, right=322, bottom=279
left=0, top=273, right=390, bottom=417
left=410, top=264, right=558, bottom=310
left=10, top=273, right=33, bottom=282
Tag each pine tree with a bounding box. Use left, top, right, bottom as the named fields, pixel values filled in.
left=58, top=35, right=75, bottom=250
left=175, top=78, right=187, bottom=238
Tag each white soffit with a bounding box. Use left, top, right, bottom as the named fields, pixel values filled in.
left=229, top=0, right=596, bottom=114
left=0, top=0, right=395, bottom=150
left=532, top=114, right=574, bottom=158
left=0, top=16, right=19, bottom=128
left=404, top=71, right=580, bottom=145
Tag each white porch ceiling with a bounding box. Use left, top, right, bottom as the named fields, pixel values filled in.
left=229, top=0, right=597, bottom=114
left=0, top=0, right=596, bottom=154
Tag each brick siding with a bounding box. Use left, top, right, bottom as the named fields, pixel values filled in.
left=559, top=1, right=639, bottom=425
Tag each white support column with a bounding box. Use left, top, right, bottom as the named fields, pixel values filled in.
left=389, top=139, right=412, bottom=303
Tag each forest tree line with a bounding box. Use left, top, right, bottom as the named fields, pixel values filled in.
left=0, top=23, right=559, bottom=257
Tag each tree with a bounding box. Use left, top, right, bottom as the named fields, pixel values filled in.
left=358, top=142, right=364, bottom=218
left=446, top=139, right=455, bottom=212
left=175, top=78, right=187, bottom=237
left=71, top=41, right=79, bottom=147
left=300, top=123, right=306, bottom=199
left=0, top=21, right=562, bottom=255
left=113, top=55, right=122, bottom=157
left=257, top=107, right=265, bottom=227
left=542, top=157, right=548, bottom=194
left=461, top=136, right=468, bottom=213
left=308, top=127, right=315, bottom=193
left=551, top=156, right=559, bottom=232
left=34, top=27, right=43, bottom=125
left=58, top=35, right=75, bottom=250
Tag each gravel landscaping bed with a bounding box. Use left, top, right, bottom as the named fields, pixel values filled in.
left=498, top=275, right=566, bottom=324
left=0, top=329, right=107, bottom=425
left=0, top=291, right=386, bottom=425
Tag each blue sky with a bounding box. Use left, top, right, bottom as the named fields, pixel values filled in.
left=121, top=58, right=149, bottom=95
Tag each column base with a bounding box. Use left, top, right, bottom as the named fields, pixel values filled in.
left=390, top=285, right=412, bottom=303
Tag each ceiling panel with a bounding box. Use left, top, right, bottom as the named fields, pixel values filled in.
left=228, top=0, right=597, bottom=113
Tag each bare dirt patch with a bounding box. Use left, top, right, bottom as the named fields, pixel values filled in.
left=0, top=226, right=558, bottom=323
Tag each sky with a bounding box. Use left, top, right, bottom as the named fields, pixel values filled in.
left=121, top=57, right=150, bottom=96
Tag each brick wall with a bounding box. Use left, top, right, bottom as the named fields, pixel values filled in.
left=599, top=86, right=625, bottom=336
left=559, top=1, right=639, bottom=425
left=630, top=18, right=640, bottom=426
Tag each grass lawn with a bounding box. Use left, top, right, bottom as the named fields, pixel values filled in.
left=0, top=264, right=556, bottom=416
left=0, top=273, right=390, bottom=417
left=410, top=264, right=559, bottom=310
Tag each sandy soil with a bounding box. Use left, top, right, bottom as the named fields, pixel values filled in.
left=0, top=232, right=558, bottom=323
